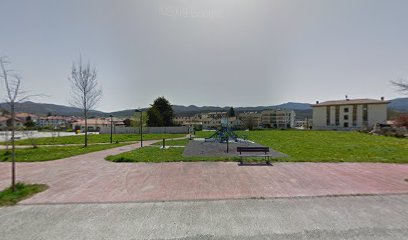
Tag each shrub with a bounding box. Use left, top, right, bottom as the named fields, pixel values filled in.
left=395, top=114, right=408, bottom=127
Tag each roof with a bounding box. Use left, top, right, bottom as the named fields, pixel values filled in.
left=73, top=118, right=125, bottom=126
left=0, top=116, right=24, bottom=123
left=38, top=116, right=68, bottom=120
left=73, top=119, right=110, bottom=125
left=312, top=98, right=390, bottom=107
left=15, top=113, right=38, bottom=119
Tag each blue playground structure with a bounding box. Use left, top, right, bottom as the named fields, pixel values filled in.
left=204, top=117, right=242, bottom=143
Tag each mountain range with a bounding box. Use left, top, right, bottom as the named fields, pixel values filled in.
left=0, top=98, right=407, bottom=120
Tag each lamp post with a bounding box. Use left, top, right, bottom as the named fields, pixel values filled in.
left=135, top=109, right=143, bottom=147
left=110, top=114, right=113, bottom=144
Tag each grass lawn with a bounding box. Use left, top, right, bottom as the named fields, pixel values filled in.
left=151, top=138, right=190, bottom=146
left=2, top=133, right=186, bottom=146
left=0, top=183, right=48, bottom=206
left=243, top=130, right=408, bottom=163
left=107, top=130, right=408, bottom=163
left=106, top=146, right=241, bottom=163
left=0, top=143, right=129, bottom=162
left=194, top=131, right=216, bottom=138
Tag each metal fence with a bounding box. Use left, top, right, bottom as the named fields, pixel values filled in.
left=99, top=126, right=189, bottom=134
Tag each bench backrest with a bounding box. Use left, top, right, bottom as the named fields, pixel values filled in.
left=237, top=147, right=269, bottom=154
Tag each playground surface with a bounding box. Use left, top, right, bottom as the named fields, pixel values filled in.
left=182, top=139, right=287, bottom=158
left=0, top=142, right=407, bottom=204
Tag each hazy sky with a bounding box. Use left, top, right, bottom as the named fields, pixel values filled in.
left=1, top=0, right=407, bottom=112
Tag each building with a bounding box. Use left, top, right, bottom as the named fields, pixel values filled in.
left=312, top=98, right=390, bottom=130
left=174, top=109, right=296, bottom=130
left=238, top=112, right=262, bottom=129
left=37, top=116, right=70, bottom=129
left=15, top=113, right=39, bottom=123
left=295, top=118, right=313, bottom=129
left=260, top=110, right=296, bottom=129
left=0, top=116, right=24, bottom=130
left=72, top=118, right=125, bottom=132
left=174, top=112, right=233, bottom=130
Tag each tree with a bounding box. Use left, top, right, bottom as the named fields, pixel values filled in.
left=243, top=116, right=256, bottom=130
left=0, top=56, right=30, bottom=191
left=24, top=116, right=36, bottom=128
left=146, top=97, right=174, bottom=127
left=395, top=114, right=408, bottom=127
left=391, top=79, right=408, bottom=95
left=69, top=57, right=102, bottom=147
left=147, top=107, right=164, bottom=127
left=123, top=118, right=132, bottom=127
left=227, top=107, right=235, bottom=117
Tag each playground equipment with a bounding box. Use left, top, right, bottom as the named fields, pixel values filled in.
left=205, top=117, right=240, bottom=143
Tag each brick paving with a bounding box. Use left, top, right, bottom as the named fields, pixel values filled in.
left=0, top=141, right=407, bottom=204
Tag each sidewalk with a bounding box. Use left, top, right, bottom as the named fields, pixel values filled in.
left=0, top=141, right=407, bottom=204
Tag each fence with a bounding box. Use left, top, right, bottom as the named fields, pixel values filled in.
left=99, top=126, right=189, bottom=134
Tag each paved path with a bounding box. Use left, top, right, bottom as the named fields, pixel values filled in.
left=0, top=142, right=407, bottom=204
left=0, top=141, right=140, bottom=149
left=1, top=195, right=408, bottom=239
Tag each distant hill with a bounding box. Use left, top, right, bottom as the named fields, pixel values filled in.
left=273, top=102, right=311, bottom=110
left=0, top=101, right=105, bottom=117
left=109, top=103, right=313, bottom=119
left=389, top=98, right=408, bottom=111
left=1, top=98, right=405, bottom=120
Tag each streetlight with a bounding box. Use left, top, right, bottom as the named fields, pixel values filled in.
left=135, top=109, right=143, bottom=147
left=109, top=114, right=113, bottom=144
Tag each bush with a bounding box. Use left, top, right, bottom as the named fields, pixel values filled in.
left=395, top=114, right=408, bottom=127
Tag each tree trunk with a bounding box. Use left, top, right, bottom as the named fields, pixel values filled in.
left=84, top=110, right=88, bottom=147
left=11, top=103, right=16, bottom=192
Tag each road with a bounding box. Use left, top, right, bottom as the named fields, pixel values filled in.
left=1, top=194, right=408, bottom=240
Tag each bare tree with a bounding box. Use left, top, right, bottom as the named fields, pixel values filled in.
left=0, top=56, right=30, bottom=191
left=69, top=57, right=102, bottom=147
left=22, top=130, right=38, bottom=148
left=391, top=79, right=408, bottom=95
left=243, top=116, right=256, bottom=130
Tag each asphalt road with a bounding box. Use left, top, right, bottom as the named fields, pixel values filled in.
left=1, top=194, right=408, bottom=240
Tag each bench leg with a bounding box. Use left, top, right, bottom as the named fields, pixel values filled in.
left=266, top=156, right=271, bottom=165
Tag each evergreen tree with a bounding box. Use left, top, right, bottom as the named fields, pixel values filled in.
left=146, top=97, right=174, bottom=127
left=24, top=116, right=36, bottom=128
left=227, top=107, right=235, bottom=117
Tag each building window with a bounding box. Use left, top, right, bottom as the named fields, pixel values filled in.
left=335, top=106, right=340, bottom=126
left=326, top=106, right=331, bottom=126
left=344, top=107, right=349, bottom=113
left=344, top=115, right=348, bottom=120
left=363, top=104, right=368, bottom=124
left=353, top=105, right=357, bottom=126
left=344, top=122, right=349, bottom=128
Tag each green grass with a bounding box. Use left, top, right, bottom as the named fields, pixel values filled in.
left=106, top=146, right=242, bottom=163
left=151, top=138, right=190, bottom=146
left=194, top=131, right=216, bottom=138
left=0, top=183, right=48, bottom=206
left=2, top=133, right=186, bottom=146
left=0, top=143, right=129, bottom=162
left=243, top=130, right=408, bottom=163
left=108, top=130, right=408, bottom=163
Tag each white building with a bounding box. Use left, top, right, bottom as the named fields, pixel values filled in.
left=312, top=98, right=389, bottom=130
left=72, top=118, right=125, bottom=132
left=260, top=110, right=296, bottom=129
left=37, top=116, right=69, bottom=129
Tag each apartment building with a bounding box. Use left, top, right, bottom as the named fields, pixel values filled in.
left=312, top=98, right=389, bottom=130
left=260, top=110, right=296, bottom=129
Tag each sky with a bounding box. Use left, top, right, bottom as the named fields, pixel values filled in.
left=0, top=0, right=408, bottom=112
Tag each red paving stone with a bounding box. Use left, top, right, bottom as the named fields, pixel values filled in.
left=0, top=141, right=407, bottom=204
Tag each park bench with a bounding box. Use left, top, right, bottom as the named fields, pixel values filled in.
left=237, top=147, right=272, bottom=165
